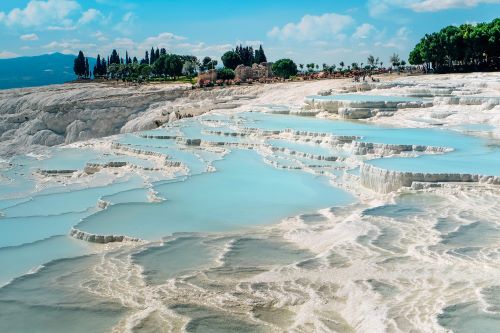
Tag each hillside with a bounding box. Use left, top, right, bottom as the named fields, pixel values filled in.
left=0, top=53, right=95, bottom=90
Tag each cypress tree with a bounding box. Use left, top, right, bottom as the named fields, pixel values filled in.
left=101, top=59, right=107, bottom=76
left=255, top=45, right=267, bottom=64
left=73, top=50, right=86, bottom=78
left=160, top=48, right=166, bottom=55
left=133, top=56, right=138, bottom=64
left=94, top=54, right=102, bottom=76
left=144, top=50, right=150, bottom=65
left=235, top=44, right=254, bottom=66
left=150, top=47, right=155, bottom=64
left=155, top=48, right=160, bottom=62
left=85, top=58, right=90, bottom=78
left=110, top=49, right=120, bottom=65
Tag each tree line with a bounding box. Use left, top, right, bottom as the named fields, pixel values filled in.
left=220, top=44, right=268, bottom=70
left=409, top=18, right=500, bottom=73
left=74, top=44, right=271, bottom=82
left=74, top=47, right=201, bottom=82
left=74, top=41, right=407, bottom=85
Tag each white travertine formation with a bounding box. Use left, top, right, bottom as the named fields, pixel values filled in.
left=360, top=163, right=500, bottom=193
left=70, top=227, right=141, bottom=243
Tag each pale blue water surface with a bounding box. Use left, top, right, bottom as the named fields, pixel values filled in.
left=1, top=99, right=499, bottom=332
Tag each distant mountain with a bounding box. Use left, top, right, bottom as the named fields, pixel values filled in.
left=0, top=53, right=96, bottom=90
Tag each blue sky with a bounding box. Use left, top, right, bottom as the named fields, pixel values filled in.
left=0, top=0, right=499, bottom=65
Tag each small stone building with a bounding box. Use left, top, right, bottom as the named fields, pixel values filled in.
left=235, top=62, right=274, bottom=81
left=197, top=69, right=217, bottom=83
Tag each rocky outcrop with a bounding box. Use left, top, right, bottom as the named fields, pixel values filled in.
left=84, top=162, right=128, bottom=174
left=0, top=83, right=190, bottom=156
left=303, top=96, right=430, bottom=119
left=70, top=227, right=141, bottom=243
left=350, top=142, right=451, bottom=155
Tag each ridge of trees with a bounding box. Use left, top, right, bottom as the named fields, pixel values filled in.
left=221, top=44, right=268, bottom=69
left=75, top=48, right=202, bottom=82
left=408, top=18, right=500, bottom=73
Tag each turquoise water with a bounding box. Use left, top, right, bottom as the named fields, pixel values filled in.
left=240, top=112, right=500, bottom=176
left=368, top=147, right=500, bottom=175
left=77, top=149, right=354, bottom=240
left=0, top=236, right=93, bottom=286
left=363, top=107, right=500, bottom=175
left=243, top=112, right=484, bottom=147
left=1, top=94, right=499, bottom=332
left=0, top=253, right=127, bottom=333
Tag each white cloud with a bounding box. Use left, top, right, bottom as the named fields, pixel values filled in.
left=113, top=11, right=136, bottom=35
left=0, top=51, right=19, bottom=59
left=141, top=32, right=186, bottom=47
left=410, top=0, right=500, bottom=12
left=267, top=13, right=355, bottom=41
left=374, top=26, right=411, bottom=50
left=0, top=0, right=80, bottom=28
left=368, top=0, right=500, bottom=16
left=70, top=32, right=236, bottom=61
left=47, top=25, right=77, bottom=31
left=20, top=33, right=39, bottom=41
left=78, top=8, right=103, bottom=25
left=42, top=39, right=97, bottom=55
left=92, top=31, right=108, bottom=42
left=353, top=23, right=375, bottom=39
left=396, top=26, right=410, bottom=38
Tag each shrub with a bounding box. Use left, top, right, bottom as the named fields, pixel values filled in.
left=216, top=67, right=235, bottom=80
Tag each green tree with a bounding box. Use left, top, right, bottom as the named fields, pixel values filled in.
left=153, top=54, right=184, bottom=78
left=408, top=48, right=423, bottom=66
left=142, top=51, right=149, bottom=65
left=272, top=58, right=297, bottom=79
left=216, top=67, right=235, bottom=80
left=254, top=45, right=267, bottom=64
left=201, top=56, right=217, bottom=71
left=109, top=49, right=120, bottom=65
left=235, top=45, right=254, bottom=66
left=150, top=47, right=156, bottom=64
left=108, top=63, right=119, bottom=80
left=221, top=51, right=242, bottom=70
left=183, top=61, right=198, bottom=77
left=407, top=18, right=500, bottom=73
left=93, top=54, right=102, bottom=77
left=84, top=58, right=90, bottom=78
left=140, top=64, right=152, bottom=79
left=73, top=51, right=86, bottom=78
left=367, top=55, right=375, bottom=68
left=390, top=53, right=401, bottom=67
